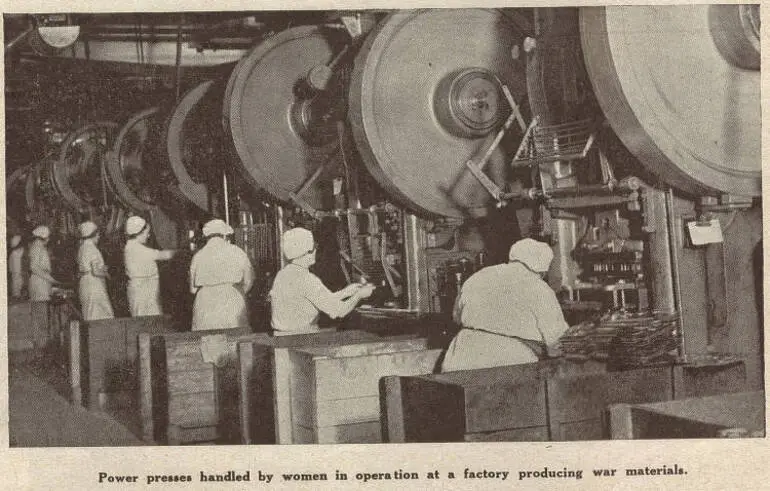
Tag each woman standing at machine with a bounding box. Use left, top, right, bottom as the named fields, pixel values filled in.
left=269, top=227, right=375, bottom=336
left=8, top=234, right=25, bottom=300
left=28, top=225, right=58, bottom=349
left=77, top=221, right=114, bottom=321
left=124, top=216, right=176, bottom=317
left=188, top=219, right=254, bottom=331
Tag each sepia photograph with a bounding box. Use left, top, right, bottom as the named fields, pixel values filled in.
left=1, top=2, right=766, bottom=488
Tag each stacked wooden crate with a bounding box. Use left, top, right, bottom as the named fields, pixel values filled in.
left=287, top=339, right=443, bottom=444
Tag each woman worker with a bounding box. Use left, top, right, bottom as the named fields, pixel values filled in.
left=441, top=238, right=569, bottom=372
left=77, top=221, right=114, bottom=321
left=28, top=225, right=58, bottom=349
left=269, top=227, right=375, bottom=336
left=9, top=234, right=25, bottom=300
left=124, top=216, right=176, bottom=317
left=189, top=219, right=254, bottom=331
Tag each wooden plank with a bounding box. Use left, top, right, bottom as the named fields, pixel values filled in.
left=138, top=332, right=154, bottom=442
left=165, top=341, right=209, bottom=372
left=295, top=396, right=381, bottom=427
left=315, top=421, right=382, bottom=444
left=463, top=426, right=549, bottom=442
left=399, top=376, right=465, bottom=443
left=168, top=392, right=218, bottom=428
left=553, top=419, right=604, bottom=441
left=273, top=348, right=296, bottom=444
left=292, top=424, right=316, bottom=444
left=672, top=361, right=747, bottom=399
left=69, top=320, right=82, bottom=406
left=608, top=404, right=635, bottom=439
left=380, top=376, right=406, bottom=443
left=312, top=347, right=440, bottom=401
left=167, top=425, right=219, bottom=445
left=238, top=342, right=255, bottom=444
left=167, top=369, right=215, bottom=395
left=464, top=378, right=548, bottom=433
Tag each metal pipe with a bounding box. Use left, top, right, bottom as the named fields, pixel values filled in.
left=665, top=189, right=686, bottom=357
left=500, top=176, right=642, bottom=201
left=222, top=171, right=230, bottom=225
left=174, top=16, right=183, bottom=102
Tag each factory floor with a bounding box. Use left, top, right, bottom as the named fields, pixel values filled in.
left=7, top=302, right=146, bottom=448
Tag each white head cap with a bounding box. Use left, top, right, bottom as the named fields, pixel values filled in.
left=32, top=225, right=51, bottom=239
left=125, top=216, right=147, bottom=236
left=202, top=218, right=234, bottom=237
left=508, top=238, right=554, bottom=273
left=79, top=221, right=98, bottom=239
left=282, top=227, right=314, bottom=261
left=10, top=235, right=21, bottom=248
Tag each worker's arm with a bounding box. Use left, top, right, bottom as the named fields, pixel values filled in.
left=188, top=255, right=199, bottom=294
left=333, top=283, right=364, bottom=301
left=537, top=286, right=570, bottom=356
left=306, top=276, right=374, bottom=319
left=240, top=254, right=254, bottom=293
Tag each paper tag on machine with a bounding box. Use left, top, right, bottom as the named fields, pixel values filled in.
left=687, top=219, right=723, bottom=245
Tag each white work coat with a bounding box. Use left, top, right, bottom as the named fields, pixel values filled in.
left=441, top=261, right=569, bottom=372
left=28, top=239, right=53, bottom=302
left=189, top=237, right=253, bottom=331
left=77, top=240, right=114, bottom=321
left=124, top=239, right=164, bottom=316
left=9, top=246, right=25, bottom=298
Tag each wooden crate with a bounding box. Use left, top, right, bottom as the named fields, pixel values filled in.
left=137, top=328, right=251, bottom=445
left=234, top=329, right=424, bottom=445
left=68, top=315, right=174, bottom=410
left=383, top=360, right=607, bottom=442
left=546, top=366, right=673, bottom=441
left=672, top=359, right=747, bottom=399
left=287, top=340, right=443, bottom=444
left=610, top=390, right=764, bottom=439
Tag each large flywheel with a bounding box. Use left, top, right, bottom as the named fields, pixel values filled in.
left=224, top=26, right=350, bottom=209
left=349, top=9, right=531, bottom=218
left=580, top=5, right=761, bottom=197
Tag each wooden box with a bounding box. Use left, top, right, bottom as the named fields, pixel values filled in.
left=138, top=328, right=251, bottom=445
left=234, top=329, right=422, bottom=445
left=610, top=391, right=765, bottom=439
left=546, top=366, right=673, bottom=441
left=672, top=359, right=747, bottom=399
left=383, top=360, right=605, bottom=443
left=69, top=315, right=174, bottom=410
left=287, top=340, right=443, bottom=444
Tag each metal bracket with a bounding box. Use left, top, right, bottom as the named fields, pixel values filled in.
left=463, top=84, right=521, bottom=203
left=288, top=163, right=326, bottom=218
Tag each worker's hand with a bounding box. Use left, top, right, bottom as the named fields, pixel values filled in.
left=358, top=283, right=376, bottom=299
left=340, top=283, right=363, bottom=297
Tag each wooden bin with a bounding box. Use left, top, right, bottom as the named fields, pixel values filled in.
left=546, top=366, right=672, bottom=441
left=382, top=360, right=610, bottom=443
left=233, top=329, right=422, bottom=445
left=287, top=340, right=443, bottom=444
left=68, top=315, right=174, bottom=410
left=610, top=390, right=765, bottom=439
left=137, top=328, right=251, bottom=445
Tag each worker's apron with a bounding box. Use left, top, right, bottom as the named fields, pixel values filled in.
left=191, top=283, right=248, bottom=331
left=127, top=275, right=162, bottom=317
left=441, top=327, right=547, bottom=373
left=78, top=271, right=114, bottom=321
